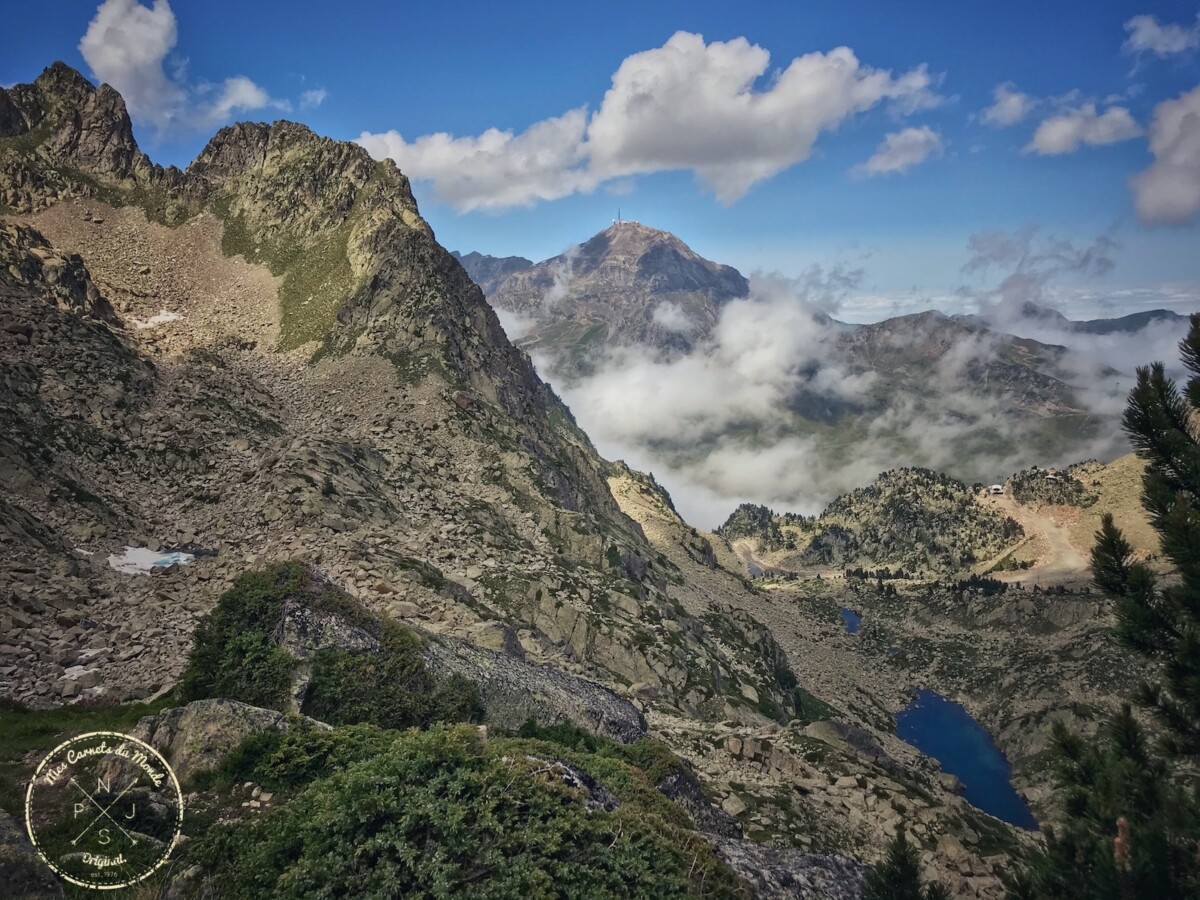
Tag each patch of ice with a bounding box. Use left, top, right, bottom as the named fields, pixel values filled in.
left=133, top=310, right=183, bottom=329
left=107, top=546, right=194, bottom=574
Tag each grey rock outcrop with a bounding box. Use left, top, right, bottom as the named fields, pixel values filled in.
left=522, top=755, right=620, bottom=812
left=262, top=576, right=647, bottom=744
left=706, top=835, right=868, bottom=900
left=130, top=698, right=325, bottom=783
left=2, top=221, right=117, bottom=322
left=422, top=633, right=647, bottom=743
left=274, top=598, right=380, bottom=711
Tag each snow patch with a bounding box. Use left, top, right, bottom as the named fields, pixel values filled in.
left=107, top=546, right=194, bottom=574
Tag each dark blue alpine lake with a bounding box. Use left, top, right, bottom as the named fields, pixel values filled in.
left=839, top=608, right=862, bottom=634
left=896, top=689, right=1038, bottom=830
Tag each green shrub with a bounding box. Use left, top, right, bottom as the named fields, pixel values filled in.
left=196, top=725, right=745, bottom=899
left=513, top=719, right=686, bottom=786
left=304, top=621, right=482, bottom=729
left=180, top=563, right=482, bottom=730
left=213, top=723, right=400, bottom=790
left=179, top=563, right=305, bottom=708
left=864, top=830, right=951, bottom=899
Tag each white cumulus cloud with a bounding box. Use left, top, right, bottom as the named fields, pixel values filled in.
left=1024, top=103, right=1142, bottom=155
left=981, top=82, right=1038, bottom=126
left=78, top=0, right=291, bottom=136
left=1123, top=13, right=1200, bottom=58
left=652, top=301, right=696, bottom=334
left=583, top=32, right=942, bottom=203
left=356, top=109, right=593, bottom=211
left=1131, top=84, right=1200, bottom=225
left=357, top=31, right=942, bottom=210
left=851, top=126, right=944, bottom=178
left=78, top=0, right=183, bottom=130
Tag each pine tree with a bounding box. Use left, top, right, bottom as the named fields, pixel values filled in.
left=1091, top=315, right=1200, bottom=754
left=864, top=830, right=950, bottom=900
left=1008, top=315, right=1200, bottom=898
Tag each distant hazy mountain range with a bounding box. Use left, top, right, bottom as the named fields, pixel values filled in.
left=956, top=300, right=1187, bottom=336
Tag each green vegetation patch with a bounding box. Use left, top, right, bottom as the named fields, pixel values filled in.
left=303, top=621, right=482, bottom=729
left=195, top=723, right=747, bottom=899
left=0, top=696, right=176, bottom=815
left=180, top=562, right=480, bottom=730
left=212, top=197, right=357, bottom=351
left=1009, top=466, right=1098, bottom=508
left=179, top=563, right=309, bottom=709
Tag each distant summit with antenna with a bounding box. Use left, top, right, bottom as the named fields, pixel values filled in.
left=477, top=220, right=749, bottom=374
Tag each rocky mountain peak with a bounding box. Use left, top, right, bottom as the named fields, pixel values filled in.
left=1, top=61, right=161, bottom=206
left=35, top=60, right=94, bottom=98
left=451, top=250, right=533, bottom=295
left=483, top=221, right=748, bottom=373
left=567, top=220, right=748, bottom=296
left=0, top=58, right=662, bottom=596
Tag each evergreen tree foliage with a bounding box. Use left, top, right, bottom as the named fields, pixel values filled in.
left=864, top=830, right=951, bottom=900
left=1092, top=316, right=1200, bottom=754
left=1008, top=315, right=1200, bottom=898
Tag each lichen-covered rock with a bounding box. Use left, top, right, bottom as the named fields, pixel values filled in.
left=0, top=808, right=62, bottom=899
left=706, top=835, right=868, bottom=900
left=130, top=698, right=327, bottom=783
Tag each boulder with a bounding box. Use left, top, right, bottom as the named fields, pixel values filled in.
left=274, top=599, right=380, bottom=711
left=131, top=698, right=327, bottom=783
left=937, top=772, right=964, bottom=794
left=720, top=794, right=748, bottom=817
left=706, top=835, right=868, bottom=900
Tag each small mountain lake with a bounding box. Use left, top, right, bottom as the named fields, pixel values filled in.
left=896, top=689, right=1038, bottom=830
left=839, top=608, right=862, bottom=634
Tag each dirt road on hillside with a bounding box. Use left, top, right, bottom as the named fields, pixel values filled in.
left=980, top=494, right=1089, bottom=586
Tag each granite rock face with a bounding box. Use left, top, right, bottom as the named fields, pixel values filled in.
left=422, top=633, right=647, bottom=744
left=130, top=698, right=322, bottom=783
left=707, top=835, right=869, bottom=900
left=267, top=579, right=649, bottom=745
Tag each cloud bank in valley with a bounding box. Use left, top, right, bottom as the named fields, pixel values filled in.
left=535, top=230, right=1190, bottom=530
left=357, top=31, right=942, bottom=210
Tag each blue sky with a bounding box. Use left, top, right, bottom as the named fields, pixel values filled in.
left=3, top=0, right=1199, bottom=315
